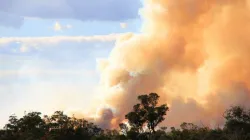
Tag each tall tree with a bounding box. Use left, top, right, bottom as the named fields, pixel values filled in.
left=224, top=106, right=250, bottom=133
left=125, top=93, right=169, bottom=133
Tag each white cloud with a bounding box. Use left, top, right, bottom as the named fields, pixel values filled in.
left=0, top=33, right=123, bottom=52
left=0, top=69, right=96, bottom=78
left=0, top=0, right=141, bottom=28
left=23, top=16, right=43, bottom=20
left=120, top=23, right=127, bottom=29
left=0, top=34, right=121, bottom=44
left=65, top=24, right=72, bottom=29
left=53, top=21, right=73, bottom=32
left=54, top=21, right=63, bottom=31
left=19, top=44, right=29, bottom=52
left=0, top=12, right=24, bottom=28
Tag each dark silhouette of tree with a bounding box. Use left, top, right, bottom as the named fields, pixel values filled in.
left=4, top=114, right=19, bottom=132
left=0, top=111, right=105, bottom=140
left=224, top=106, right=250, bottom=135
left=125, top=93, right=169, bottom=133
left=1, top=94, right=250, bottom=140
left=3, top=112, right=46, bottom=140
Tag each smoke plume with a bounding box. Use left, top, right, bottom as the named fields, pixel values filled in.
left=95, top=0, right=250, bottom=128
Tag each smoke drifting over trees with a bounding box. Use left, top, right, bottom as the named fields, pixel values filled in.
left=94, top=0, right=250, bottom=128
left=1, top=93, right=250, bottom=140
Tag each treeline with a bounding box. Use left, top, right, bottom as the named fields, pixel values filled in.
left=0, top=93, right=250, bottom=140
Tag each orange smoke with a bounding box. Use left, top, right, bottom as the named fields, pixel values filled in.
left=95, top=0, right=250, bottom=128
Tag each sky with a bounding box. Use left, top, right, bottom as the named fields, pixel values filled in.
left=0, top=0, right=143, bottom=127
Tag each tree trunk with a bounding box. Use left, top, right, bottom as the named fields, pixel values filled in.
left=152, top=127, right=155, bottom=133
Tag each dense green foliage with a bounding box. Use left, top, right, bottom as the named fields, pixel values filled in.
left=0, top=93, right=250, bottom=140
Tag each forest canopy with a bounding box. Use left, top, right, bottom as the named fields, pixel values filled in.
left=0, top=93, right=250, bottom=140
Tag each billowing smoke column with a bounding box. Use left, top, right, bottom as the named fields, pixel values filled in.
left=95, top=0, right=250, bottom=128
